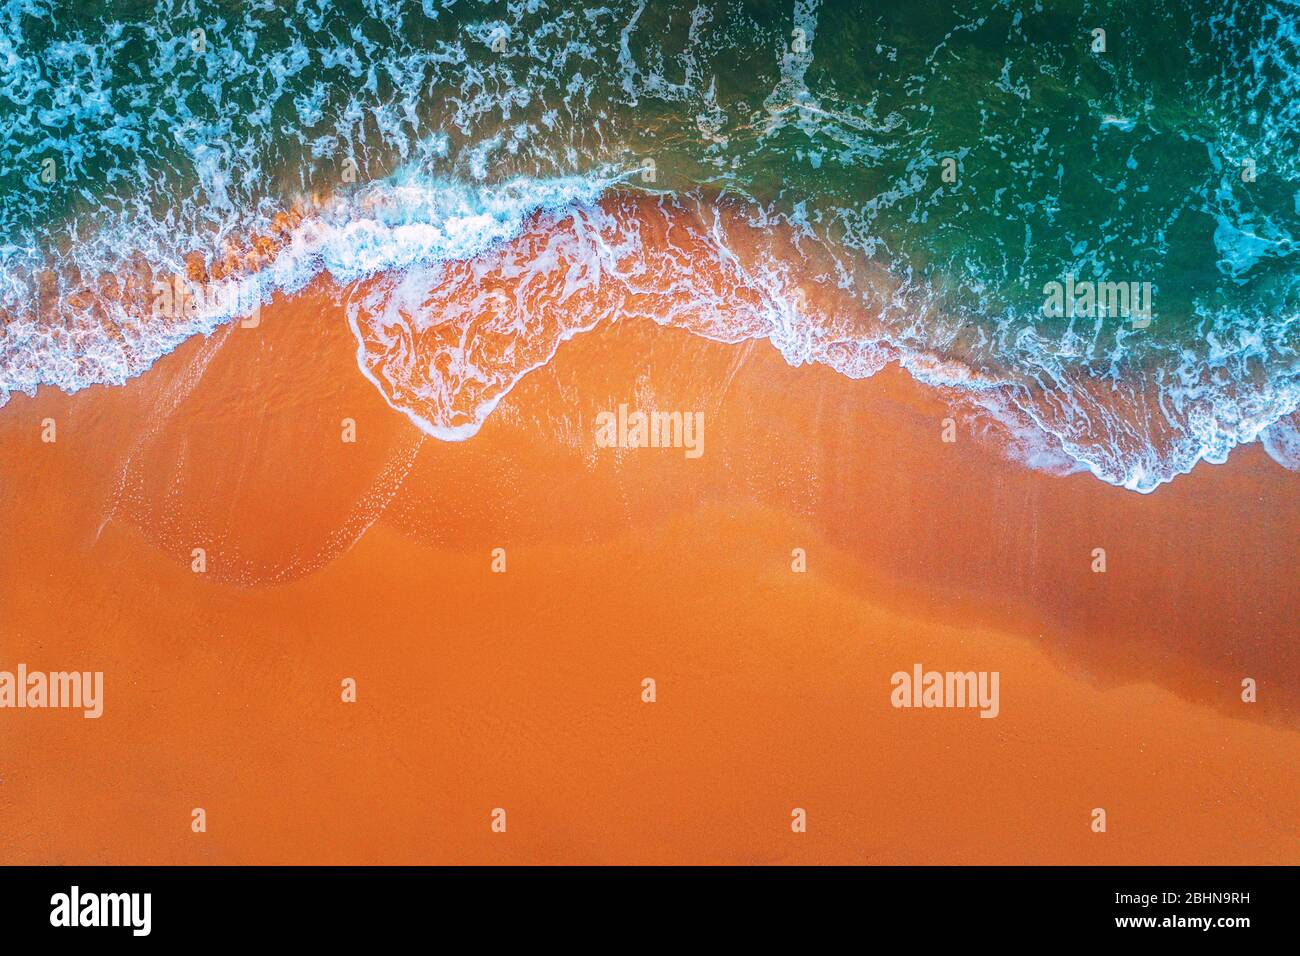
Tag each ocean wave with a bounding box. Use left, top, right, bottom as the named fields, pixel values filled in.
left=3, top=0, right=1300, bottom=492
left=0, top=171, right=614, bottom=401
left=2, top=166, right=1298, bottom=492
left=338, top=177, right=1300, bottom=493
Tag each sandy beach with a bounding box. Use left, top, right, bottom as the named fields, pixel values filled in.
left=1, top=269, right=1297, bottom=865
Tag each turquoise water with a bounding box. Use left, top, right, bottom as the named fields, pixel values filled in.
left=2, top=0, right=1298, bottom=489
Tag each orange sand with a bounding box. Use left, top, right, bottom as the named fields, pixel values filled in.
left=1, top=277, right=1297, bottom=864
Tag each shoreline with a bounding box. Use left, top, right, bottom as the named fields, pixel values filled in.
left=8, top=185, right=1299, bottom=496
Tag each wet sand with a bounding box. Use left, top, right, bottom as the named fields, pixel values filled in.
left=0, top=277, right=1297, bottom=864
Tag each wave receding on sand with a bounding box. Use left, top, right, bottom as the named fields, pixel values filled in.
left=2, top=172, right=1299, bottom=493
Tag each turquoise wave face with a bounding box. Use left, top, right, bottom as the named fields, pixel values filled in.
left=2, top=0, right=1298, bottom=490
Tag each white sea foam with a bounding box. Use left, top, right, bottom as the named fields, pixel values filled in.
left=3, top=164, right=1298, bottom=494
left=333, top=178, right=1300, bottom=494
left=0, top=171, right=614, bottom=403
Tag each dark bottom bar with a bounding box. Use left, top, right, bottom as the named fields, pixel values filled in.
left=0, top=866, right=1282, bottom=942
